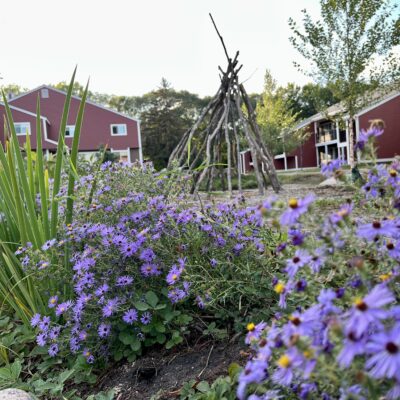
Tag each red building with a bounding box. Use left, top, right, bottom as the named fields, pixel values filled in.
left=1, top=85, right=142, bottom=163
left=240, top=90, right=400, bottom=173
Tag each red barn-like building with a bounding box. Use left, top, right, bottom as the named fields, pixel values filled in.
left=1, top=85, right=142, bottom=163
left=241, top=90, right=400, bottom=173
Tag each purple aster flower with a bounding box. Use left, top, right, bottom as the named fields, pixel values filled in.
left=337, top=331, right=367, bottom=367
left=49, top=326, right=61, bottom=340
left=288, top=229, right=305, bottom=246
left=41, top=239, right=57, bottom=251
left=30, top=313, right=41, bottom=328
left=139, top=248, right=156, bottom=262
left=280, top=194, right=315, bottom=226
left=140, top=263, right=161, bottom=277
left=346, top=284, right=395, bottom=337
left=272, top=349, right=302, bottom=386
left=321, top=159, right=343, bottom=177
left=39, top=316, right=51, bottom=331
left=55, top=300, right=73, bottom=316
left=70, top=337, right=81, bottom=352
left=237, top=360, right=269, bottom=400
left=48, top=343, right=59, bottom=357
left=357, top=220, right=397, bottom=241
left=210, top=258, right=218, bottom=267
left=366, top=324, right=400, bottom=380
left=102, top=298, right=119, bottom=317
left=140, top=312, right=152, bottom=325
left=116, top=276, right=134, bottom=287
left=166, top=264, right=183, bottom=285
left=48, top=295, right=58, bottom=308
left=285, top=249, right=311, bottom=278
left=123, top=309, right=138, bottom=324
left=36, top=332, right=47, bottom=346
left=330, top=203, right=353, bottom=224
left=95, top=283, right=109, bottom=297
left=121, top=241, right=139, bottom=258
left=98, top=323, right=111, bottom=338
left=356, top=126, right=383, bottom=151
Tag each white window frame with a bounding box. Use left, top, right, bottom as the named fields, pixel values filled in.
left=110, top=124, right=127, bottom=136
left=65, top=125, right=75, bottom=138
left=14, top=122, right=31, bottom=136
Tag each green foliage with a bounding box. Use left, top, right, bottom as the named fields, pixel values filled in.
left=289, top=0, right=400, bottom=164
left=141, top=78, right=207, bottom=169
left=255, top=70, right=305, bottom=155
left=177, top=363, right=240, bottom=400
left=0, top=70, right=88, bottom=324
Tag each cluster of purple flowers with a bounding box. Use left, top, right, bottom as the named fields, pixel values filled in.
left=237, top=134, right=400, bottom=398
left=24, top=162, right=274, bottom=363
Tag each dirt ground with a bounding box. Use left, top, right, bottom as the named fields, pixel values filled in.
left=89, top=339, right=246, bottom=400
left=197, top=182, right=354, bottom=209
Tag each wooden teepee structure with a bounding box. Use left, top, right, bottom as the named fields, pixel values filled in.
left=168, top=14, right=281, bottom=195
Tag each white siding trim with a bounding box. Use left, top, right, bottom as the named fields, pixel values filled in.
left=137, top=119, right=143, bottom=165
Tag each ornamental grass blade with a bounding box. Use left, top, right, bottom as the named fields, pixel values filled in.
left=1, top=91, right=43, bottom=247
left=35, top=95, right=50, bottom=240
left=50, top=66, right=77, bottom=238
left=65, top=79, right=89, bottom=225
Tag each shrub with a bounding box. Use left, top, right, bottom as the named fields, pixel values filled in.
left=235, top=126, right=400, bottom=399
left=20, top=162, right=281, bottom=366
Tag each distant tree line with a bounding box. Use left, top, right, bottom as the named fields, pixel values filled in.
left=0, top=76, right=339, bottom=169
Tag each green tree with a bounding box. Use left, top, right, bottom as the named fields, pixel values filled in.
left=141, top=79, right=203, bottom=170
left=289, top=0, right=400, bottom=166
left=0, top=84, right=27, bottom=98
left=256, top=70, right=301, bottom=155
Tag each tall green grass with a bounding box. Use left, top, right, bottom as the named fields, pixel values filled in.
left=0, top=70, right=89, bottom=324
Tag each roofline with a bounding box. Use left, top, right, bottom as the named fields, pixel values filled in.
left=294, top=89, right=400, bottom=130
left=9, top=84, right=140, bottom=123
left=355, top=91, right=400, bottom=117
left=0, top=101, right=49, bottom=122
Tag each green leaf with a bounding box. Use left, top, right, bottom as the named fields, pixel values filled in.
left=135, top=301, right=149, bottom=311
left=130, top=340, right=141, bottom=352
left=196, top=381, right=210, bottom=393
left=10, top=359, right=22, bottom=379
left=58, top=368, right=75, bottom=384
left=118, top=331, right=135, bottom=345
left=145, top=291, right=159, bottom=308
left=155, top=322, right=166, bottom=333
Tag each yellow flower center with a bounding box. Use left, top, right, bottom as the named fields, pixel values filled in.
left=274, top=282, right=285, bottom=294
left=247, top=322, right=255, bottom=332
left=172, top=274, right=178, bottom=281
left=288, top=198, right=298, bottom=209
left=84, top=351, right=90, bottom=357
left=379, top=272, right=392, bottom=281
left=50, top=298, right=56, bottom=304
left=303, top=349, right=313, bottom=359
left=390, top=169, right=397, bottom=177
left=277, top=354, right=291, bottom=368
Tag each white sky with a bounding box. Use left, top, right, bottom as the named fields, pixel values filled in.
left=1, top=0, right=321, bottom=97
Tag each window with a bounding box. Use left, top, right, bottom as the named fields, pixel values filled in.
left=317, top=121, right=337, bottom=143
left=110, top=124, right=127, bottom=136
left=65, top=125, right=75, bottom=137
left=14, top=122, right=31, bottom=136
left=41, top=88, right=49, bottom=98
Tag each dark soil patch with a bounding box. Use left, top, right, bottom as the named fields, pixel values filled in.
left=88, top=338, right=247, bottom=400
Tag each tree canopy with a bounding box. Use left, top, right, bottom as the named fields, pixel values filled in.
left=289, top=0, right=400, bottom=165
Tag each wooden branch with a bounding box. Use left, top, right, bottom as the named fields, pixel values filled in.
left=224, top=100, right=232, bottom=196
left=239, top=84, right=281, bottom=192
left=235, top=93, right=264, bottom=195
left=209, top=13, right=230, bottom=62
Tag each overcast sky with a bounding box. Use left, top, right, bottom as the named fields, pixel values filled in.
left=1, top=0, right=321, bottom=97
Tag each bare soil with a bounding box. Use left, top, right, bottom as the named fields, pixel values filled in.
left=87, top=339, right=246, bottom=400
